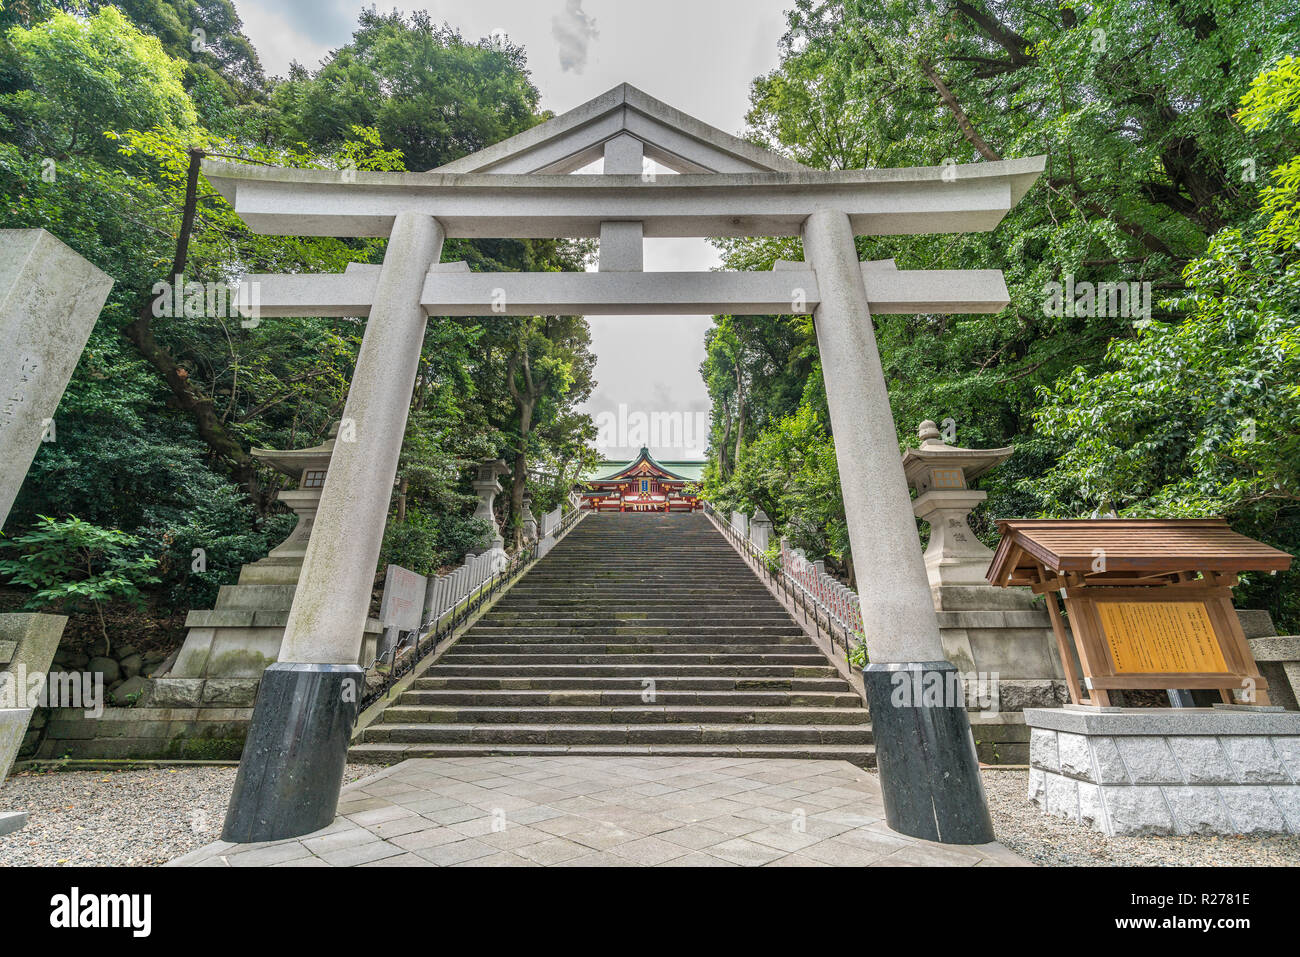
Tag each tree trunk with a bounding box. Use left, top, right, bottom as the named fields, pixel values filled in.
left=506, top=336, right=544, bottom=550
left=733, top=363, right=746, bottom=466
left=119, top=147, right=263, bottom=506
left=919, top=59, right=1002, bottom=162
left=718, top=402, right=733, bottom=480
left=510, top=398, right=535, bottom=549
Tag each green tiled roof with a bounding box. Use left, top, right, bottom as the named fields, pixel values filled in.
left=653, top=460, right=706, bottom=482
left=581, top=448, right=706, bottom=484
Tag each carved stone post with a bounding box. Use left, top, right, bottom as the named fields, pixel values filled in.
left=520, top=494, right=538, bottom=544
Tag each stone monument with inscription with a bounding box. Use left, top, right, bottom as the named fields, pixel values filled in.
left=0, top=229, right=114, bottom=833
left=0, top=230, right=114, bottom=523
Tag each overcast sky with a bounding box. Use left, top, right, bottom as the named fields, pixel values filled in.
left=233, top=0, right=794, bottom=461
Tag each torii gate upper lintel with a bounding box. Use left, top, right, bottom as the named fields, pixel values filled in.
left=216, top=83, right=1044, bottom=848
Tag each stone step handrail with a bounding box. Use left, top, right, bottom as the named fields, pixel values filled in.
left=359, top=500, right=585, bottom=712
left=779, top=538, right=866, bottom=645
left=424, top=500, right=585, bottom=634
left=423, top=549, right=506, bottom=630
left=703, top=502, right=866, bottom=663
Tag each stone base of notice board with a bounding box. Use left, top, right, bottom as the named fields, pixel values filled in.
left=1025, top=705, right=1300, bottom=836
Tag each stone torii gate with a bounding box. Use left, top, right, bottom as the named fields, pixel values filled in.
left=209, top=84, right=1043, bottom=846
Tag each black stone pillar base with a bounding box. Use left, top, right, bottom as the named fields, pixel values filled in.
left=222, top=662, right=362, bottom=844
left=861, top=660, right=996, bottom=845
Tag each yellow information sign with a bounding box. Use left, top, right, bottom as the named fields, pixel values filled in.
left=1098, top=601, right=1229, bottom=674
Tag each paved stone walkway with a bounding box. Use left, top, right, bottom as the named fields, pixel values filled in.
left=168, top=757, right=1028, bottom=866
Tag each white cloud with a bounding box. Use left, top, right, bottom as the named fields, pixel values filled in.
left=551, top=0, right=599, bottom=74
left=235, top=1, right=335, bottom=75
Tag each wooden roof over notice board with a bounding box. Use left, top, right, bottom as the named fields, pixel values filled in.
left=986, top=518, right=1293, bottom=588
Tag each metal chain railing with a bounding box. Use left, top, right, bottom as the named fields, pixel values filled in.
left=701, top=501, right=866, bottom=667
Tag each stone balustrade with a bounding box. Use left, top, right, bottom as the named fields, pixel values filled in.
left=779, top=537, right=866, bottom=645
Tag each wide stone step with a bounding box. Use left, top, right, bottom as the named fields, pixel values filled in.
left=509, top=574, right=768, bottom=582
left=460, top=630, right=810, bottom=642
left=351, top=510, right=870, bottom=766
left=410, top=675, right=853, bottom=692
left=376, top=705, right=870, bottom=726
left=360, top=722, right=873, bottom=745
left=348, top=741, right=877, bottom=767
left=521, top=573, right=760, bottom=581
left=396, top=689, right=863, bottom=707
left=479, top=613, right=796, bottom=624
left=429, top=663, right=839, bottom=678
left=525, top=567, right=753, bottom=573
left=475, top=614, right=796, bottom=623
left=489, top=605, right=786, bottom=615
left=488, top=597, right=787, bottom=606
left=502, top=588, right=775, bottom=598
left=450, top=642, right=819, bottom=655
left=465, top=627, right=804, bottom=639
left=440, top=652, right=826, bottom=666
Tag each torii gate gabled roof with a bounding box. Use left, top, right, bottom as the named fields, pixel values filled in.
left=430, top=83, right=810, bottom=175
left=200, top=80, right=1044, bottom=240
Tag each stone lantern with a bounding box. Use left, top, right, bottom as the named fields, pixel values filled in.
left=168, top=422, right=384, bottom=678
left=899, top=420, right=1070, bottom=762
left=902, top=420, right=1012, bottom=590
left=241, top=423, right=339, bottom=584
left=470, top=458, right=510, bottom=555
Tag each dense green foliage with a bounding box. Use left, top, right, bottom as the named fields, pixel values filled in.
left=702, top=1, right=1300, bottom=628
left=3, top=0, right=1297, bottom=642
left=0, top=5, right=596, bottom=632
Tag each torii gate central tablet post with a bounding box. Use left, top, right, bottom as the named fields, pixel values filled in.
left=208, top=84, right=1043, bottom=846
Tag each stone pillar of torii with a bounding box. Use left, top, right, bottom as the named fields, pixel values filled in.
left=209, top=84, right=1043, bottom=846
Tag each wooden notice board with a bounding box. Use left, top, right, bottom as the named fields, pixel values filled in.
left=985, top=519, right=1291, bottom=707
left=1097, top=601, right=1228, bottom=675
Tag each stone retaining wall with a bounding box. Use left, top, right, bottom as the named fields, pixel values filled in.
left=22, top=676, right=258, bottom=762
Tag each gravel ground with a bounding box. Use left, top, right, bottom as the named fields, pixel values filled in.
left=0, top=764, right=379, bottom=867
left=3, top=763, right=1298, bottom=866
left=980, top=768, right=1300, bottom=866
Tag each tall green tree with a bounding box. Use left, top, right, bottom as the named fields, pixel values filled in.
left=271, top=9, right=542, bottom=170
left=1034, top=55, right=1300, bottom=625
left=703, top=0, right=1300, bottom=628
left=0, top=3, right=597, bottom=623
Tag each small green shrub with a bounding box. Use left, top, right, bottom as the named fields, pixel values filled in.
left=0, top=515, right=160, bottom=652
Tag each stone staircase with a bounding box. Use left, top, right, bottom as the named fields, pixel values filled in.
left=350, top=512, right=873, bottom=765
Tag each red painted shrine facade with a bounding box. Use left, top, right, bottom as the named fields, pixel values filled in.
left=581, top=447, right=702, bottom=512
